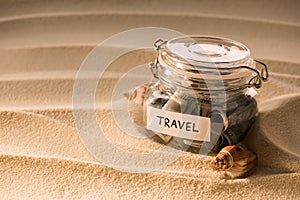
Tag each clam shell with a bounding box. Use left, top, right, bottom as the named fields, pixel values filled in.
left=211, top=145, right=258, bottom=178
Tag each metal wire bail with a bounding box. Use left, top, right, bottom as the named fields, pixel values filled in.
left=149, top=59, right=158, bottom=79
left=154, top=39, right=167, bottom=50
left=254, top=59, right=269, bottom=81
left=240, top=60, right=268, bottom=88
left=149, top=39, right=167, bottom=78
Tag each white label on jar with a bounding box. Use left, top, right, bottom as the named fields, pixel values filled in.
left=146, top=106, right=211, bottom=141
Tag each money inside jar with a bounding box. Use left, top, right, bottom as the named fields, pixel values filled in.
left=129, top=36, right=268, bottom=154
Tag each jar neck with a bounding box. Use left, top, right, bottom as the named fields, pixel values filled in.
left=156, top=60, right=252, bottom=103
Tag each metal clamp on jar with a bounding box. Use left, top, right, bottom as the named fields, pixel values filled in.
left=143, top=36, right=268, bottom=153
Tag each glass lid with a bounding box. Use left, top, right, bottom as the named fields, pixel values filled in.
left=165, top=36, right=250, bottom=66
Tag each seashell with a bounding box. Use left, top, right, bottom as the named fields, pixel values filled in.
left=127, top=84, right=150, bottom=126
left=210, top=145, right=258, bottom=178
left=127, top=83, right=169, bottom=127
left=127, top=84, right=149, bottom=105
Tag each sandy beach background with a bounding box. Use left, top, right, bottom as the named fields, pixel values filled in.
left=0, top=0, right=299, bottom=199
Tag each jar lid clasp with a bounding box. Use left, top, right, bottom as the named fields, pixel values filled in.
left=149, top=39, right=167, bottom=79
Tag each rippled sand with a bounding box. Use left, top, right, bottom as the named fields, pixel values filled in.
left=0, top=0, right=299, bottom=199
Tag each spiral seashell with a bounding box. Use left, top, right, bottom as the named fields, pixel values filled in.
left=126, top=84, right=150, bottom=126
left=127, top=84, right=149, bottom=105
left=211, top=145, right=258, bottom=178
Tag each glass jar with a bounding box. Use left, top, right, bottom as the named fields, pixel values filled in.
left=143, top=36, right=268, bottom=154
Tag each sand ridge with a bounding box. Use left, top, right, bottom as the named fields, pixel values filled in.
left=0, top=0, right=299, bottom=199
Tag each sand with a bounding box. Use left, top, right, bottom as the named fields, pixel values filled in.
left=0, top=0, right=299, bottom=199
